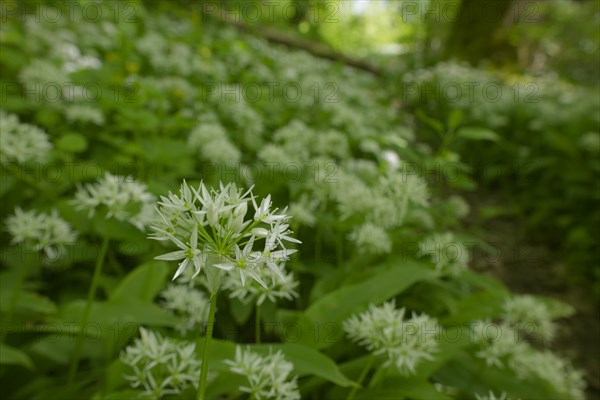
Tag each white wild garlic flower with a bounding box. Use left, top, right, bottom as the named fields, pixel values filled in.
left=418, top=232, right=469, bottom=275
left=343, top=300, right=439, bottom=376
left=475, top=391, right=516, bottom=400
left=471, top=321, right=526, bottom=368
left=160, top=284, right=210, bottom=335
left=6, top=207, right=77, bottom=259
left=150, top=181, right=301, bottom=290
left=64, top=104, right=105, bottom=125
left=72, top=172, right=156, bottom=230
left=120, top=327, right=202, bottom=399
left=222, top=264, right=299, bottom=305
left=225, top=346, right=300, bottom=400
left=188, top=115, right=241, bottom=165
left=348, top=223, right=392, bottom=254
left=471, top=320, right=585, bottom=399
left=509, top=349, right=585, bottom=399
left=0, top=110, right=52, bottom=164
left=502, top=295, right=557, bottom=342
left=446, top=195, right=470, bottom=219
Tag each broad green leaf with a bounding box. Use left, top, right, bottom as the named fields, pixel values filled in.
left=447, top=109, right=464, bottom=131
left=105, top=359, right=128, bottom=392
left=434, top=352, right=560, bottom=399
left=355, top=377, right=453, bottom=400
left=460, top=270, right=509, bottom=294
left=228, top=297, right=254, bottom=325
left=441, top=290, right=506, bottom=324
left=91, top=214, right=144, bottom=241
left=110, top=261, right=168, bottom=303
left=56, top=133, right=88, bottom=153
left=416, top=109, right=445, bottom=135
left=291, top=261, right=436, bottom=349
left=457, top=127, right=499, bottom=141
left=205, top=371, right=247, bottom=398
left=53, top=299, right=178, bottom=328
left=29, top=335, right=104, bottom=365
left=0, top=343, right=34, bottom=369
left=204, top=340, right=355, bottom=387
left=0, top=289, right=57, bottom=315
left=96, top=390, right=144, bottom=400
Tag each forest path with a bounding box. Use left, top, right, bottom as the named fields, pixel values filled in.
left=465, top=192, right=600, bottom=400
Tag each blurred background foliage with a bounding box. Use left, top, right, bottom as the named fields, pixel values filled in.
left=216, top=0, right=600, bottom=295
left=0, top=0, right=598, bottom=399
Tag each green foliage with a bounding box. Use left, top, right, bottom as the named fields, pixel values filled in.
left=0, top=1, right=590, bottom=400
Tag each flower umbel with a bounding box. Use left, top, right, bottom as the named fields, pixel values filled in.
left=6, top=207, right=77, bottom=259
left=72, top=172, right=156, bottom=230
left=343, top=300, right=439, bottom=375
left=0, top=110, right=52, bottom=164
left=160, top=284, right=210, bottom=335
left=418, top=232, right=469, bottom=275
left=120, top=327, right=202, bottom=399
left=150, top=181, right=300, bottom=291
left=503, top=295, right=557, bottom=342
left=222, top=263, right=299, bottom=305
left=475, top=391, right=517, bottom=400
left=225, top=346, right=300, bottom=400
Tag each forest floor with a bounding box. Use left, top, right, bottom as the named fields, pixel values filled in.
left=466, top=192, right=600, bottom=400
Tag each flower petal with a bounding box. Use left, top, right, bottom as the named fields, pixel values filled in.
left=155, top=250, right=186, bottom=261
left=214, top=263, right=235, bottom=271
left=172, top=258, right=190, bottom=281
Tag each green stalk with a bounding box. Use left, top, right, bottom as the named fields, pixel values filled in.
left=255, top=303, right=261, bottom=344
left=67, top=236, right=109, bottom=384
left=5, top=250, right=33, bottom=323
left=197, top=292, right=218, bottom=400
left=368, top=365, right=387, bottom=388
left=346, top=355, right=375, bottom=400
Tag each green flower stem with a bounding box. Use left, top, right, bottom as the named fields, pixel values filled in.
left=315, top=226, right=322, bottom=263
left=67, top=236, right=109, bottom=384
left=5, top=251, right=33, bottom=323
left=367, top=365, right=387, bottom=388
left=336, top=231, right=344, bottom=269
left=255, top=303, right=261, bottom=344
left=346, top=354, right=375, bottom=400
left=197, top=292, right=218, bottom=400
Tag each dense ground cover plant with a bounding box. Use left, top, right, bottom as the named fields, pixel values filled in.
left=0, top=2, right=590, bottom=399
left=402, top=61, right=600, bottom=293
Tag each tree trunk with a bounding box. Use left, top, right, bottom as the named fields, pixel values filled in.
left=444, top=0, right=515, bottom=64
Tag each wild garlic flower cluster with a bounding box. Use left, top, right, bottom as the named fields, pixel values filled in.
left=446, top=195, right=470, bottom=219
left=151, top=181, right=300, bottom=290
left=471, top=320, right=585, bottom=398
left=225, top=346, right=300, bottom=400
left=418, top=232, right=469, bottom=275
left=343, top=301, right=439, bottom=375
left=64, top=104, right=105, bottom=125
left=121, top=327, right=201, bottom=399
left=6, top=208, right=77, bottom=259
left=72, top=173, right=156, bottom=230
left=187, top=115, right=241, bottom=165
left=325, top=165, right=430, bottom=254
left=475, top=391, right=515, bottom=400
left=509, top=349, right=585, bottom=399
left=160, top=284, right=210, bottom=335
left=216, top=98, right=264, bottom=149
left=471, top=321, right=524, bottom=368
left=348, top=223, right=392, bottom=254
left=222, top=265, right=299, bottom=305
left=0, top=110, right=52, bottom=164
left=502, top=295, right=557, bottom=342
